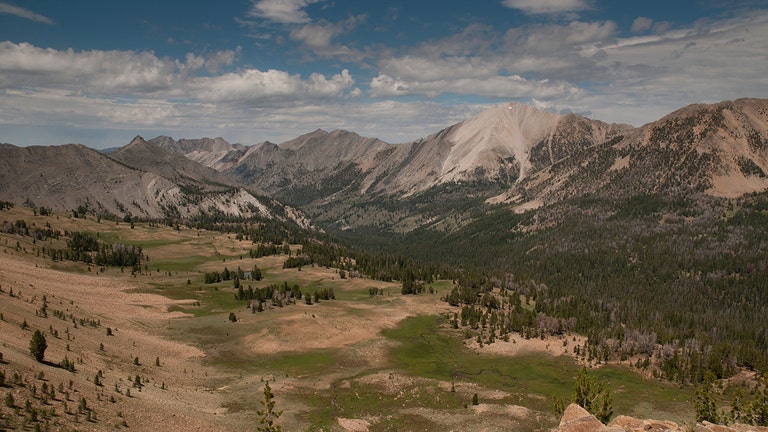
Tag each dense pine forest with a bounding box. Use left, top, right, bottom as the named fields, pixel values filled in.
left=221, top=185, right=768, bottom=385
left=330, top=190, right=768, bottom=384
left=6, top=186, right=768, bottom=388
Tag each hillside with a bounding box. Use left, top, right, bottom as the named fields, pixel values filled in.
left=0, top=139, right=311, bottom=229
left=493, top=98, right=768, bottom=210
left=3, top=98, right=768, bottom=430
left=149, top=136, right=247, bottom=171
left=112, top=135, right=240, bottom=189
left=0, top=206, right=579, bottom=431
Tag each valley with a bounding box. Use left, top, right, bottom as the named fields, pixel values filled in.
left=0, top=206, right=697, bottom=431
left=2, top=98, right=768, bottom=430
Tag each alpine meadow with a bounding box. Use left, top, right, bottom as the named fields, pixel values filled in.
left=2, top=1, right=768, bottom=431
left=2, top=98, right=768, bottom=431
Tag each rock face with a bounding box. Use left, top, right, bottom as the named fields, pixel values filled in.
left=556, top=404, right=768, bottom=432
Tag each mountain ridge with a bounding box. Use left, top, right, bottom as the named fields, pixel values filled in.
left=3, top=98, right=767, bottom=233
left=0, top=139, right=312, bottom=228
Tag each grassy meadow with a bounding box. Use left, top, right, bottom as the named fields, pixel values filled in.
left=0, top=206, right=695, bottom=431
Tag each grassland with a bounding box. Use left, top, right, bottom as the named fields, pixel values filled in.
left=0, top=207, right=695, bottom=431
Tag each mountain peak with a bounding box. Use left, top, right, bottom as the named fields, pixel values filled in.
left=129, top=135, right=146, bottom=146
left=439, top=102, right=562, bottom=181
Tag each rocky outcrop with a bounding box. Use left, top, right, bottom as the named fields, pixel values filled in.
left=557, top=404, right=768, bottom=432
left=558, top=404, right=623, bottom=432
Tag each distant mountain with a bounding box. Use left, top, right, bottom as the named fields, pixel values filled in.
left=153, top=103, right=627, bottom=201
left=148, top=136, right=246, bottom=171
left=113, top=135, right=240, bottom=190
left=0, top=139, right=311, bottom=228
left=357, top=102, right=629, bottom=195
left=4, top=98, right=766, bottom=236
left=146, top=99, right=767, bottom=234
left=230, top=129, right=390, bottom=196
left=491, top=98, right=768, bottom=211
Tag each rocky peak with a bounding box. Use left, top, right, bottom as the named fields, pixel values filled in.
left=443, top=102, right=562, bottom=181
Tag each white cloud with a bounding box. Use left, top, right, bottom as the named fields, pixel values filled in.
left=289, top=15, right=364, bottom=58
left=0, top=41, right=353, bottom=107
left=369, top=20, right=617, bottom=99
left=0, top=88, right=183, bottom=128
left=378, top=56, right=498, bottom=81
left=188, top=68, right=354, bottom=105
left=503, top=20, right=618, bottom=53
left=0, top=40, right=358, bottom=143
left=0, top=2, right=53, bottom=24
left=501, top=0, right=592, bottom=16
left=369, top=72, right=581, bottom=100
left=248, top=0, right=322, bottom=24
left=576, top=11, right=768, bottom=125
left=203, top=47, right=241, bottom=74
left=183, top=53, right=206, bottom=71
left=631, top=16, right=653, bottom=34
left=0, top=42, right=177, bottom=94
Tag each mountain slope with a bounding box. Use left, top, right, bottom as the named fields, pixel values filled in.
left=197, top=103, right=628, bottom=203
left=149, top=135, right=245, bottom=171
left=113, top=135, right=240, bottom=190
left=0, top=143, right=152, bottom=216
left=0, top=140, right=309, bottom=227
left=492, top=98, right=768, bottom=211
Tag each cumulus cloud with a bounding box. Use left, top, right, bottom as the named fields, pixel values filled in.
left=369, top=72, right=581, bottom=100
left=0, top=40, right=357, bottom=138
left=189, top=69, right=354, bottom=104
left=0, top=2, right=53, bottom=24
left=0, top=42, right=177, bottom=94
left=202, top=47, right=241, bottom=74
left=501, top=0, right=593, bottom=16
left=0, top=41, right=352, bottom=104
left=370, top=20, right=617, bottom=99
left=289, top=15, right=365, bottom=58
left=631, top=16, right=653, bottom=33
left=247, top=0, right=322, bottom=24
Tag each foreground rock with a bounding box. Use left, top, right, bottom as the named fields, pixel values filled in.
left=557, top=404, right=768, bottom=432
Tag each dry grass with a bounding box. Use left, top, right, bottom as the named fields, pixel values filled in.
left=0, top=207, right=594, bottom=431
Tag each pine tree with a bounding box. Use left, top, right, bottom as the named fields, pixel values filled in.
left=572, top=367, right=613, bottom=423
left=695, top=383, right=720, bottom=424
left=257, top=381, right=282, bottom=432
left=29, top=330, right=47, bottom=362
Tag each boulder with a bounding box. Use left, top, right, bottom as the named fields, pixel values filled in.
left=559, top=404, right=623, bottom=432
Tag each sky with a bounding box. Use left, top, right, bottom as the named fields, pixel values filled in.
left=1, top=0, right=767, bottom=149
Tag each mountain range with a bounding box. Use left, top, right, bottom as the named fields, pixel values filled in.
left=4, top=97, right=768, bottom=375
left=2, top=98, right=767, bottom=235
left=0, top=136, right=311, bottom=228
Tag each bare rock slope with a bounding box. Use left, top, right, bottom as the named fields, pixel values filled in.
left=0, top=138, right=307, bottom=225
left=196, top=102, right=630, bottom=198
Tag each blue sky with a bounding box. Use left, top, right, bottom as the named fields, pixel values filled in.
left=1, top=0, right=767, bottom=148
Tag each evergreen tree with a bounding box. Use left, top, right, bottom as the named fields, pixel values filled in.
left=257, top=381, right=282, bottom=432
left=29, top=330, right=47, bottom=362
left=572, top=367, right=613, bottom=423
left=695, top=382, right=720, bottom=424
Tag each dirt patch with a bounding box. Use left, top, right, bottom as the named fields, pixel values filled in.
left=243, top=294, right=452, bottom=356
left=337, top=417, right=372, bottom=431
left=467, top=333, right=586, bottom=360
left=709, top=172, right=768, bottom=197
